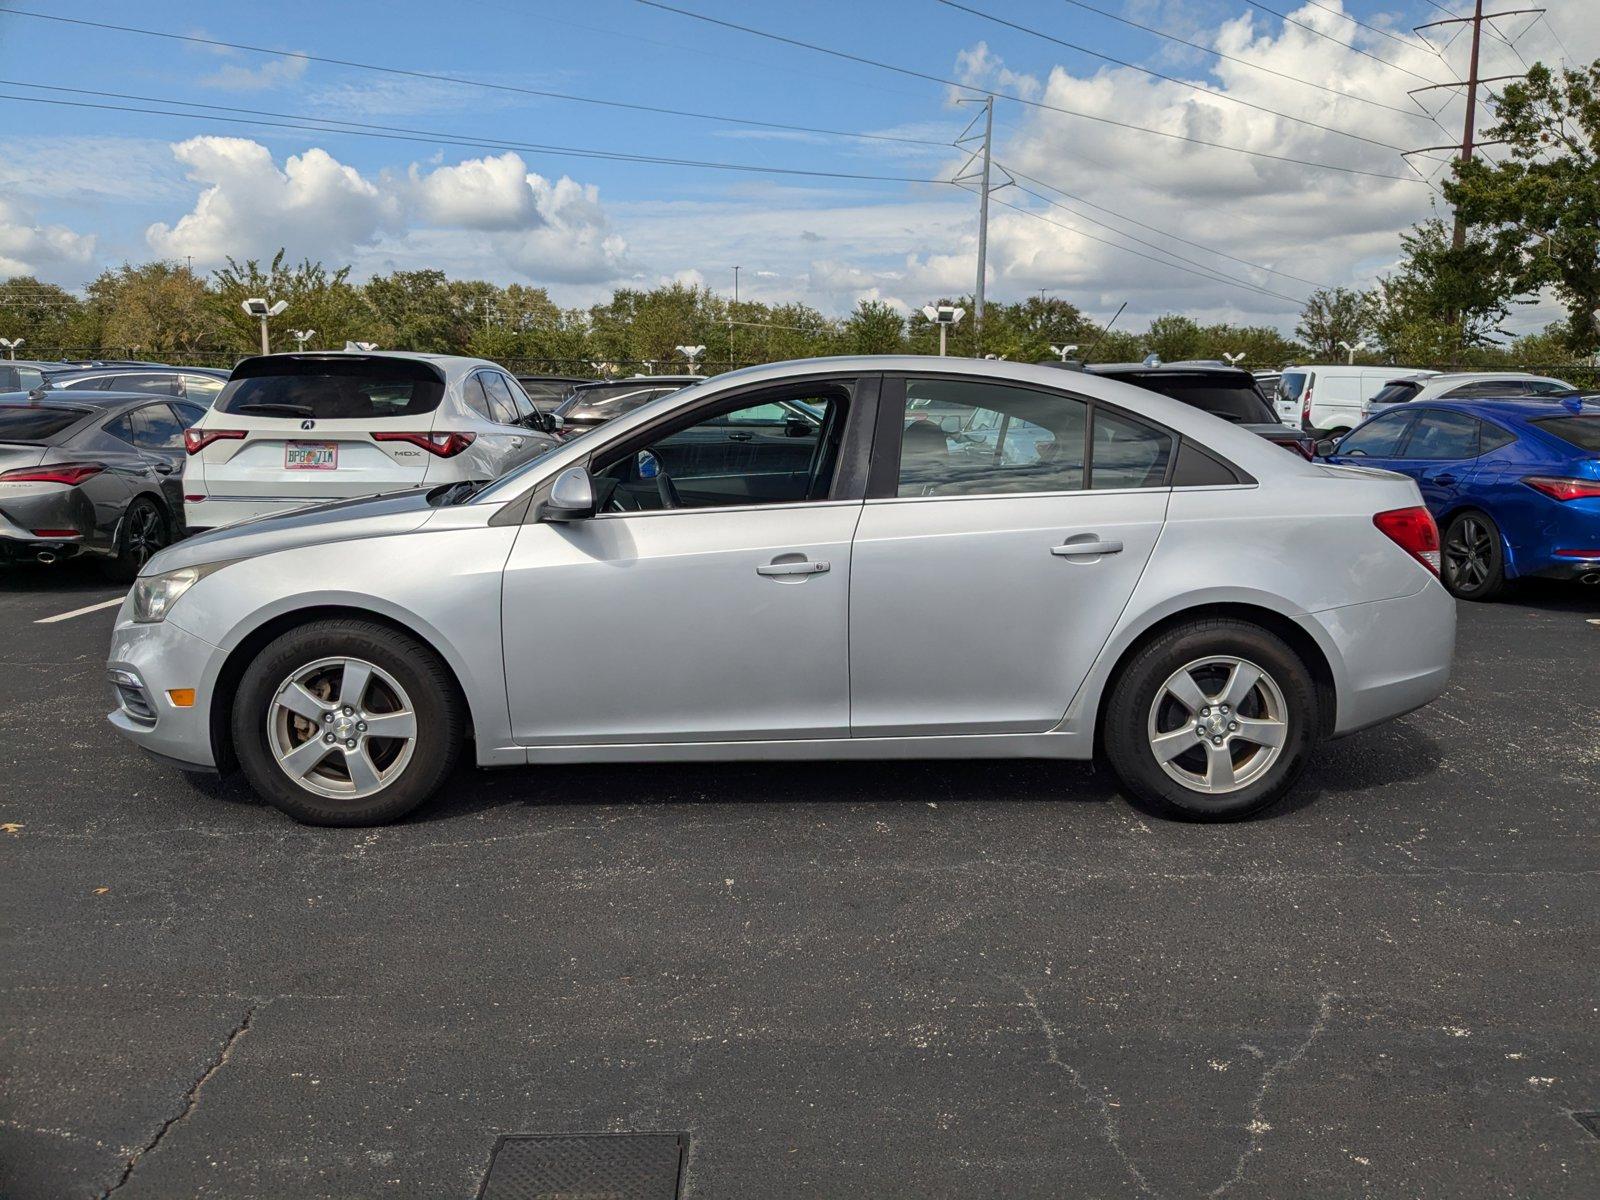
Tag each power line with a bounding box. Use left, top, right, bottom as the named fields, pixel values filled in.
left=634, top=0, right=1432, bottom=183
left=988, top=193, right=1309, bottom=306
left=0, top=8, right=952, bottom=150
left=997, top=163, right=1334, bottom=290
left=936, top=0, right=1410, bottom=153
left=1051, top=0, right=1431, bottom=120
left=1239, top=1, right=1443, bottom=83
left=0, top=87, right=956, bottom=184
left=1294, top=0, right=1436, bottom=52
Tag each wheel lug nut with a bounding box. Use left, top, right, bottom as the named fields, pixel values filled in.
left=1200, top=707, right=1210, bottom=716
left=342, top=706, right=353, bottom=715
left=345, top=738, right=356, bottom=749
left=357, top=721, right=367, bottom=732
left=322, top=712, right=333, bottom=724
left=1229, top=721, right=1238, bottom=731
left=323, top=733, right=335, bottom=743
left=1212, top=737, right=1223, bottom=746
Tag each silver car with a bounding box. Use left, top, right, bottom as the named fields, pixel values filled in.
left=181, top=352, right=560, bottom=531
left=107, top=357, right=1456, bottom=826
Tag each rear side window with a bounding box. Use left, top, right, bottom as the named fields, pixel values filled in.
left=111, top=373, right=181, bottom=396
left=1091, top=407, right=1173, bottom=489
left=1479, top=422, right=1516, bottom=453
left=1533, top=416, right=1600, bottom=452
left=897, top=378, right=1087, bottom=497
left=128, top=403, right=186, bottom=450
left=181, top=374, right=226, bottom=403
left=1403, top=410, right=1482, bottom=459
left=1443, top=381, right=1517, bottom=399
left=0, top=407, right=88, bottom=441
left=214, top=357, right=445, bottom=419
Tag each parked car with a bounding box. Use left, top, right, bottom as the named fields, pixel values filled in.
left=1076, top=362, right=1317, bottom=457
left=1277, top=365, right=1437, bottom=435
left=1362, top=371, right=1578, bottom=418
left=513, top=374, right=592, bottom=413
left=0, top=360, right=74, bottom=392
left=1253, top=370, right=1282, bottom=401
left=1321, top=396, right=1600, bottom=600
left=43, top=365, right=232, bottom=405
left=180, top=352, right=560, bottom=532
left=108, top=356, right=1453, bottom=827
left=550, top=376, right=700, bottom=438
left=0, top=392, right=205, bottom=577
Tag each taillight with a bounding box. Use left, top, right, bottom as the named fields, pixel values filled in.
left=0, top=462, right=106, bottom=485
left=1373, top=506, right=1441, bottom=577
left=371, top=431, right=477, bottom=457
left=1523, top=475, right=1600, bottom=501
left=1275, top=437, right=1314, bottom=460
left=1301, top=385, right=1313, bottom=428
left=184, top=428, right=246, bottom=454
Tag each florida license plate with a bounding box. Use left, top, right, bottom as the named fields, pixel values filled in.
left=285, top=442, right=337, bottom=470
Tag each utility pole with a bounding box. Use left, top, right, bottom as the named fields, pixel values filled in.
left=954, top=96, right=1007, bottom=355
left=1454, top=0, right=1486, bottom=252
left=729, top=265, right=740, bottom=371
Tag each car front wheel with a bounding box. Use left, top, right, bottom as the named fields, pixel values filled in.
left=1103, top=618, right=1319, bottom=821
left=232, top=619, right=464, bottom=825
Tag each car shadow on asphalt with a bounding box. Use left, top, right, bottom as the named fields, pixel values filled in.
left=1, top=559, right=120, bottom=595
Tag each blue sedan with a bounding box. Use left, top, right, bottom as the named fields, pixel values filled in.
left=1323, top=396, right=1600, bottom=600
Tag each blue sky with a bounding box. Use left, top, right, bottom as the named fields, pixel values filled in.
left=0, top=1, right=1589, bottom=329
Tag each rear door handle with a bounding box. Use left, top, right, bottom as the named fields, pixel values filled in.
left=727, top=431, right=753, bottom=442
left=1052, top=538, right=1123, bottom=557
left=1429, top=472, right=1457, bottom=485
left=756, top=559, right=830, bottom=577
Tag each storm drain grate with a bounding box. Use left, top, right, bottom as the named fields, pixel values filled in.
left=1573, top=1112, right=1600, bottom=1140
left=477, top=1133, right=687, bottom=1200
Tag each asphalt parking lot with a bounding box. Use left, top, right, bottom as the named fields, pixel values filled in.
left=2, top=563, right=1598, bottom=1200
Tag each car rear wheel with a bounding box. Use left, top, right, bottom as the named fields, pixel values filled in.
left=1103, top=618, right=1318, bottom=821
left=232, top=619, right=464, bottom=825
left=103, top=497, right=169, bottom=582
left=1441, top=510, right=1507, bottom=601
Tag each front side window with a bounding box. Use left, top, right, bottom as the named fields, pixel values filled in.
left=593, top=390, right=847, bottom=513
left=1402, top=410, right=1482, bottom=459
left=1336, top=411, right=1412, bottom=458
left=897, top=379, right=1087, bottom=497
left=500, top=374, right=536, bottom=421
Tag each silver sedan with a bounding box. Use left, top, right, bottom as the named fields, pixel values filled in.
left=106, top=356, right=1456, bottom=825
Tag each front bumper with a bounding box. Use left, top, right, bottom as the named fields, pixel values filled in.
left=1315, top=579, right=1456, bottom=736
left=106, top=607, right=226, bottom=769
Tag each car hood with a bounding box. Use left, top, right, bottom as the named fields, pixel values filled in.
left=141, top=488, right=440, bottom=576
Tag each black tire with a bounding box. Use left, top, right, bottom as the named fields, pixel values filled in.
left=231, top=618, right=464, bottom=825
left=102, top=496, right=169, bottom=582
left=1441, top=509, right=1507, bottom=601
left=1102, top=618, right=1319, bottom=822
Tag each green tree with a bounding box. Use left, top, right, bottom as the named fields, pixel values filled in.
left=1295, top=287, right=1374, bottom=360
left=364, top=268, right=468, bottom=352
left=0, top=276, right=85, bottom=356
left=1369, top=219, right=1517, bottom=362
left=86, top=261, right=225, bottom=359
left=1450, top=60, right=1600, bottom=354
left=212, top=251, right=372, bottom=354
left=838, top=299, right=906, bottom=354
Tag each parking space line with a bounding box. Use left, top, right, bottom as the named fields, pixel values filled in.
left=35, top=597, right=125, bottom=624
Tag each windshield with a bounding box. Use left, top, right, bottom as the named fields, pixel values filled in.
left=1533, top=415, right=1600, bottom=452
left=556, top=384, right=688, bottom=420
left=214, top=358, right=444, bottom=419
left=1123, top=375, right=1276, bottom=424
left=0, top=405, right=90, bottom=441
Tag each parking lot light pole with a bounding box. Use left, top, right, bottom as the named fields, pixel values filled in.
left=922, top=306, right=965, bottom=357
left=1339, top=339, right=1366, bottom=365
left=290, top=329, right=316, bottom=350
left=242, top=298, right=288, bottom=355
left=0, top=337, right=21, bottom=359
left=1223, top=351, right=1246, bottom=366
left=677, top=344, right=706, bottom=376
left=1050, top=343, right=1079, bottom=362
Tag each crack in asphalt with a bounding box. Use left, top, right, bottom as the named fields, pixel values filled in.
left=100, top=1003, right=258, bottom=1198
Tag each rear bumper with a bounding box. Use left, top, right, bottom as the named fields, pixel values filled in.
left=0, top=488, right=101, bottom=555
left=1522, top=554, right=1600, bottom=582
left=1314, top=580, right=1456, bottom=736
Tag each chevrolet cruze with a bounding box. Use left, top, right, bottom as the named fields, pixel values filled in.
left=107, top=356, right=1456, bottom=825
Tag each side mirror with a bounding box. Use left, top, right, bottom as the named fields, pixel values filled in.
left=539, top=465, right=596, bottom=522
left=1313, top=437, right=1339, bottom=458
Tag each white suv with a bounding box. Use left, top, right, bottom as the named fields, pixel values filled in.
left=181, top=352, right=560, bottom=531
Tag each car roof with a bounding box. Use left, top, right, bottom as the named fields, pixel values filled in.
left=1395, top=397, right=1592, bottom=422
left=572, top=375, right=700, bottom=387
left=0, top=390, right=187, bottom=413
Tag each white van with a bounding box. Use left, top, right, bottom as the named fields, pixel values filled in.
left=1275, top=365, right=1437, bottom=435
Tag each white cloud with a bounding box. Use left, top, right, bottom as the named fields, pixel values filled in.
left=407, top=152, right=538, bottom=230
left=200, top=53, right=308, bottom=90
left=0, top=198, right=96, bottom=277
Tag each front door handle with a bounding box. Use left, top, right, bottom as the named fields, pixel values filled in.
left=727, top=431, right=753, bottom=442
left=1052, top=538, right=1123, bottom=558
left=756, top=559, right=830, bottom=577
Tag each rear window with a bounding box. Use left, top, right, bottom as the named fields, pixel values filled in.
left=214, top=357, right=444, bottom=420
left=0, top=406, right=89, bottom=441
left=1370, top=382, right=1421, bottom=406
left=1278, top=371, right=1309, bottom=402
left=1533, top=416, right=1600, bottom=452
left=1117, top=374, right=1275, bottom=424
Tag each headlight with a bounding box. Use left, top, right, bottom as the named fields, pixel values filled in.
left=131, top=561, right=234, bottom=624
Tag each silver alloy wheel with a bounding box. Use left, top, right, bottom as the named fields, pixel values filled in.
left=1146, top=655, right=1289, bottom=795
left=267, top=656, right=418, bottom=800
left=1444, top=515, right=1493, bottom=592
